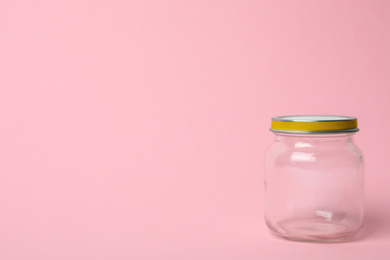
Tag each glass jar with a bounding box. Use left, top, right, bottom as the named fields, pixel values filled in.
left=264, top=115, right=364, bottom=242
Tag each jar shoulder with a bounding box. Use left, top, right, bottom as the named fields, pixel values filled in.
left=265, top=139, right=363, bottom=167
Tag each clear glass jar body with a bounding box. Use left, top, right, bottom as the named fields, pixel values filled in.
left=264, top=133, right=364, bottom=242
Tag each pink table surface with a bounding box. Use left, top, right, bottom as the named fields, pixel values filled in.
left=1, top=0, right=390, bottom=259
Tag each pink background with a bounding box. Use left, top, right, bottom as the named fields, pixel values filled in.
left=1, top=0, right=390, bottom=259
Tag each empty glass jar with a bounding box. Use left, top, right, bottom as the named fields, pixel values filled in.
left=264, top=115, right=364, bottom=242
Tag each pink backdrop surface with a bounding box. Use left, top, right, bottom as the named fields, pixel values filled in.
left=1, top=0, right=390, bottom=259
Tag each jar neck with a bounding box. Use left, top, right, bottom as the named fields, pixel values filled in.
left=274, top=133, right=355, bottom=143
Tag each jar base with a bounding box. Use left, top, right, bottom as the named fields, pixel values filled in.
left=268, top=218, right=360, bottom=242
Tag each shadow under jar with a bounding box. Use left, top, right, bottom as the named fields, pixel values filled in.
left=264, top=115, right=364, bottom=242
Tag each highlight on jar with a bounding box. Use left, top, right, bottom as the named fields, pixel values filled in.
left=264, top=115, right=364, bottom=242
